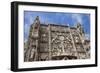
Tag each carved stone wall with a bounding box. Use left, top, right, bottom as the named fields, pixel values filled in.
left=24, top=17, right=90, bottom=62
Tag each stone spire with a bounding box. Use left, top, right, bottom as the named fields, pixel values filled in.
left=30, top=16, right=40, bottom=39
left=33, top=16, right=40, bottom=29
left=76, top=23, right=84, bottom=36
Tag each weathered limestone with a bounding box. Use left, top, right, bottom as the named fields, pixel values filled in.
left=24, top=16, right=90, bottom=62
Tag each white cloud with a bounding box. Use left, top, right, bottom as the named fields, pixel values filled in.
left=25, top=14, right=34, bottom=25
left=71, top=14, right=83, bottom=24
left=85, top=34, right=90, bottom=40
left=24, top=38, right=28, bottom=43
left=24, top=23, right=30, bottom=41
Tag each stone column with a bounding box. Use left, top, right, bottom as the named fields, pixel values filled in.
left=48, top=24, right=52, bottom=60
left=77, top=30, right=87, bottom=58
left=68, top=24, right=78, bottom=58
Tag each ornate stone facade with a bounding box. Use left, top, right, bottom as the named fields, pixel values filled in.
left=24, top=16, right=90, bottom=62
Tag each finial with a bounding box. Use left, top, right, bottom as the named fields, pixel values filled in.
left=35, top=16, right=39, bottom=20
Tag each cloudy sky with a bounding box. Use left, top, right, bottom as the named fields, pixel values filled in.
left=24, top=11, right=90, bottom=42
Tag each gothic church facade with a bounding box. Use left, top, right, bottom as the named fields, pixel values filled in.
left=24, top=16, right=90, bottom=62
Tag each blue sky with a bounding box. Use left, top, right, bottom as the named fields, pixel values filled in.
left=24, top=11, right=90, bottom=42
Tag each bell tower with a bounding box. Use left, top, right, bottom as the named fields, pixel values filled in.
left=31, top=16, right=40, bottom=38
left=25, top=16, right=40, bottom=61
